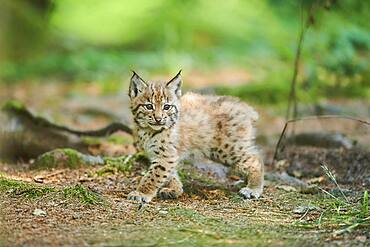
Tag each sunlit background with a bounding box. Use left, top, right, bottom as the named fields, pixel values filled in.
left=0, top=0, right=369, bottom=114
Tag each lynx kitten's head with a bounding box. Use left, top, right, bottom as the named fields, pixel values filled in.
left=129, top=71, right=182, bottom=131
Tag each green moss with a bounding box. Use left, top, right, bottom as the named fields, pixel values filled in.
left=81, top=137, right=102, bottom=145
left=96, top=156, right=133, bottom=176
left=1, top=100, right=26, bottom=111
left=33, top=149, right=148, bottom=170
left=0, top=178, right=55, bottom=199
left=63, top=148, right=83, bottom=167
left=63, top=184, right=102, bottom=204
left=33, top=148, right=81, bottom=168
left=97, top=152, right=149, bottom=176
left=0, top=177, right=103, bottom=204
left=107, top=135, right=133, bottom=145
left=103, top=156, right=133, bottom=172
left=33, top=148, right=105, bottom=169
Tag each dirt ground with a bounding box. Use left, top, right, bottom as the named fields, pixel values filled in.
left=0, top=162, right=369, bottom=247
left=0, top=82, right=369, bottom=246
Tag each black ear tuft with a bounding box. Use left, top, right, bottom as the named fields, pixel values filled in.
left=129, top=71, right=148, bottom=98
left=166, top=70, right=182, bottom=97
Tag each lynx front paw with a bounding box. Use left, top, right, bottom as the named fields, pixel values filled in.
left=158, top=188, right=183, bottom=200
left=239, top=187, right=262, bottom=199
left=127, top=191, right=154, bottom=203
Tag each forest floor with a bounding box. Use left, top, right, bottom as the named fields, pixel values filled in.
left=0, top=82, right=369, bottom=246
left=0, top=162, right=369, bottom=247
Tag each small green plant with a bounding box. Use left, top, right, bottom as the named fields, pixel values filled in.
left=63, top=184, right=102, bottom=204
left=361, top=190, right=369, bottom=217
left=321, top=164, right=349, bottom=203
left=96, top=152, right=149, bottom=176
left=95, top=159, right=132, bottom=176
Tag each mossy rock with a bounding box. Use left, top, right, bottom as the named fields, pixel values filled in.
left=32, top=148, right=149, bottom=171
left=33, top=148, right=105, bottom=169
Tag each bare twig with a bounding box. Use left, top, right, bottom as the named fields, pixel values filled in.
left=298, top=208, right=310, bottom=221
left=333, top=222, right=360, bottom=236
left=33, top=170, right=65, bottom=183
left=286, top=0, right=316, bottom=122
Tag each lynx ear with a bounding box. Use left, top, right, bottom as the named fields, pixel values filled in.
left=129, top=71, right=148, bottom=98
left=166, top=70, right=182, bottom=98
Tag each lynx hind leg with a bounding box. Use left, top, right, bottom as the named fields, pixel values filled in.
left=158, top=172, right=183, bottom=200
left=235, top=155, right=264, bottom=199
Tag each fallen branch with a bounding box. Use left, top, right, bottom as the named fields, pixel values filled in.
left=2, top=100, right=133, bottom=136
left=0, top=100, right=133, bottom=161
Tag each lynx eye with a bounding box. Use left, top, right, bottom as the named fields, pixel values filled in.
left=144, top=104, right=154, bottom=110
left=163, top=104, right=171, bottom=111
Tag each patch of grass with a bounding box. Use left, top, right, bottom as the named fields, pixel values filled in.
left=63, top=184, right=102, bottom=205
left=169, top=207, right=207, bottom=220
left=0, top=178, right=55, bottom=199
left=96, top=155, right=133, bottom=176
left=0, top=177, right=102, bottom=205
left=96, top=152, right=149, bottom=176
left=103, top=155, right=134, bottom=171
left=310, top=194, right=370, bottom=235
left=321, top=164, right=349, bottom=203
left=293, top=165, right=370, bottom=235
left=229, top=193, right=246, bottom=203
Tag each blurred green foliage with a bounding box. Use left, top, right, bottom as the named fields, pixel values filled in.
left=0, top=0, right=369, bottom=103
left=0, top=0, right=52, bottom=60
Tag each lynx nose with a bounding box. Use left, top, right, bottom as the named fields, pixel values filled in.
left=155, top=117, right=162, bottom=123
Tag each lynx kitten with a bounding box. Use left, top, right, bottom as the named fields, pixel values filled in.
left=127, top=71, right=264, bottom=203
